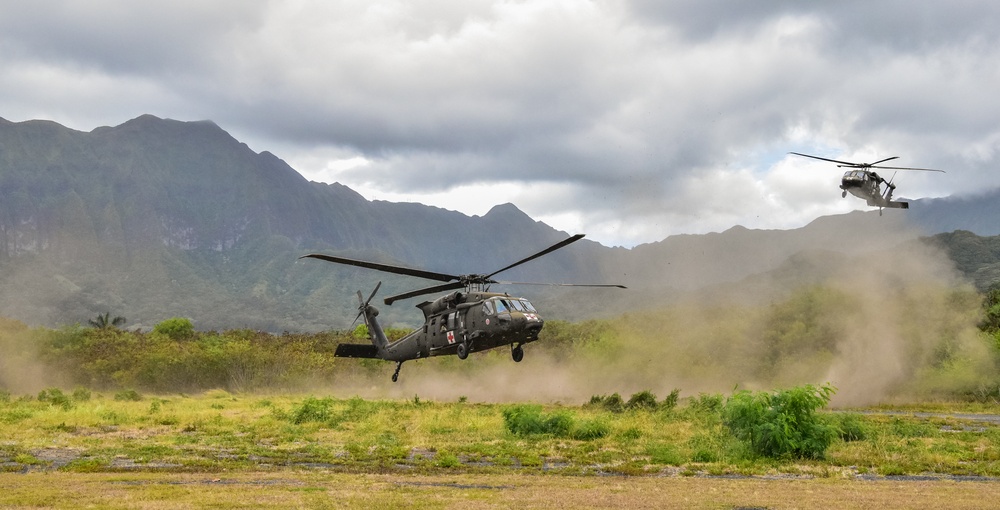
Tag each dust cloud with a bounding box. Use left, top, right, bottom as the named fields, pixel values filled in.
left=0, top=318, right=71, bottom=394
left=320, top=234, right=993, bottom=408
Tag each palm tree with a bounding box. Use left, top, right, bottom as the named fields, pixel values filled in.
left=88, top=312, right=127, bottom=330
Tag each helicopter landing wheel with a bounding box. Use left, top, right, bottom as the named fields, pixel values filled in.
left=842, top=191, right=847, bottom=198
left=457, top=342, right=469, bottom=360
left=511, top=344, right=524, bottom=363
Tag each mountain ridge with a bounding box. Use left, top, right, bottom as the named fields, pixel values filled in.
left=1, top=114, right=997, bottom=331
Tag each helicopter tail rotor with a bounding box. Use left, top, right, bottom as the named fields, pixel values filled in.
left=353, top=281, right=382, bottom=327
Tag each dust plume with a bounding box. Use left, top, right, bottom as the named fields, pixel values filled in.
left=0, top=318, right=71, bottom=394
left=320, top=235, right=993, bottom=407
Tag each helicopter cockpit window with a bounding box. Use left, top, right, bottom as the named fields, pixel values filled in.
left=519, top=299, right=537, bottom=312
left=494, top=299, right=509, bottom=313
left=483, top=300, right=495, bottom=315
left=507, top=299, right=526, bottom=312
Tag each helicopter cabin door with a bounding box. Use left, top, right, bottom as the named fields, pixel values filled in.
left=446, top=311, right=465, bottom=341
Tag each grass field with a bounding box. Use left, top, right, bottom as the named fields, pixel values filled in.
left=2, top=390, right=1000, bottom=507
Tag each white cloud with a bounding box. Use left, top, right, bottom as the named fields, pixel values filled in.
left=2, top=1, right=998, bottom=247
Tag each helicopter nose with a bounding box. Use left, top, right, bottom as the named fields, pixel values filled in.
left=513, top=312, right=543, bottom=332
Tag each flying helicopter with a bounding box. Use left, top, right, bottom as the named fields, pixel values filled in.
left=300, top=234, right=625, bottom=382
left=788, top=152, right=945, bottom=214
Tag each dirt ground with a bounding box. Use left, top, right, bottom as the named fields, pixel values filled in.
left=3, top=471, right=1000, bottom=509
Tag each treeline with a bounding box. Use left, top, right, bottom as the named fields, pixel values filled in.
left=2, top=283, right=1000, bottom=401
left=0, top=317, right=385, bottom=393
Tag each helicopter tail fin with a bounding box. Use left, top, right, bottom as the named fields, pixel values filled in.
left=334, top=283, right=390, bottom=359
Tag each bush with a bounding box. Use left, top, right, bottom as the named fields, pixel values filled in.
left=153, top=317, right=194, bottom=340
left=71, top=387, right=91, bottom=402
left=626, top=390, right=658, bottom=411
left=38, top=388, right=73, bottom=410
left=114, top=389, right=143, bottom=401
left=586, top=393, right=625, bottom=413
left=502, top=405, right=572, bottom=437
left=662, top=389, right=681, bottom=410
left=832, top=412, right=869, bottom=442
left=689, top=393, right=724, bottom=414
left=571, top=419, right=611, bottom=440
left=290, top=397, right=335, bottom=424
left=722, top=384, right=837, bottom=459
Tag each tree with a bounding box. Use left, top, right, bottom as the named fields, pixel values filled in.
left=980, top=285, right=1000, bottom=332
left=88, top=312, right=126, bottom=330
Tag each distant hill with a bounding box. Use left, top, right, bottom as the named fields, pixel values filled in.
left=907, top=191, right=1000, bottom=237
left=1, top=115, right=998, bottom=331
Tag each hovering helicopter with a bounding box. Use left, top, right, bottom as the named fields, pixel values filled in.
left=300, top=234, right=625, bottom=382
left=788, top=152, right=945, bottom=214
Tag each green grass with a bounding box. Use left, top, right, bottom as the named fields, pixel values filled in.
left=2, top=391, right=1000, bottom=477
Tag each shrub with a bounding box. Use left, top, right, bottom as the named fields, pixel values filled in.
left=586, top=393, right=625, bottom=413
left=153, top=317, right=195, bottom=340
left=832, top=412, right=869, bottom=442
left=71, top=387, right=91, bottom=402
left=114, top=389, right=143, bottom=401
left=290, top=396, right=335, bottom=424
left=722, top=384, right=837, bottom=459
left=38, top=388, right=73, bottom=410
left=689, top=393, right=724, bottom=414
left=571, top=419, right=611, bottom=440
left=502, top=405, right=573, bottom=437
left=626, top=390, right=658, bottom=411
left=662, top=389, right=681, bottom=410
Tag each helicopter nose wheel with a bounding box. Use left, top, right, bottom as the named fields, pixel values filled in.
left=511, top=344, right=524, bottom=363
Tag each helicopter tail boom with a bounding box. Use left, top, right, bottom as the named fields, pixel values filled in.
left=334, top=343, right=380, bottom=358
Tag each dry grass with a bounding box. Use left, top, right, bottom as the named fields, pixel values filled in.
left=2, top=471, right=1000, bottom=509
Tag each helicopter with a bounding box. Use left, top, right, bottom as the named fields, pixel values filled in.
left=788, top=152, right=945, bottom=214
left=300, top=234, right=625, bottom=382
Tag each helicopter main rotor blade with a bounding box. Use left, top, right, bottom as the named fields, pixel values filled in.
left=869, top=156, right=900, bottom=166
left=788, top=152, right=860, bottom=167
left=384, top=281, right=466, bottom=306
left=868, top=165, right=946, bottom=173
left=495, top=280, right=627, bottom=289
left=485, top=234, right=586, bottom=280
left=300, top=254, right=458, bottom=283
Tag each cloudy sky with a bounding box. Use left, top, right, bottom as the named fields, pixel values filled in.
left=2, top=1, right=998, bottom=247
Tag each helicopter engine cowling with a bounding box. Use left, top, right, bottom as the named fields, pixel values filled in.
left=422, top=291, right=464, bottom=315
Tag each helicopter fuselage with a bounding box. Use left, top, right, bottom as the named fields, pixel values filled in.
left=383, top=290, right=542, bottom=361
left=335, top=289, right=543, bottom=370
left=840, top=170, right=907, bottom=209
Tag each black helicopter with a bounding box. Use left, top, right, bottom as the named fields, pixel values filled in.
left=300, top=234, right=625, bottom=382
left=789, top=152, right=945, bottom=213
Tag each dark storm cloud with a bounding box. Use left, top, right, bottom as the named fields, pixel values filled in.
left=1, top=1, right=998, bottom=246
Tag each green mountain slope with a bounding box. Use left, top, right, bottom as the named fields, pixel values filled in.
left=2, top=114, right=998, bottom=332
